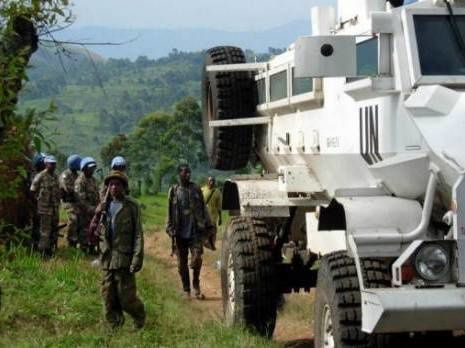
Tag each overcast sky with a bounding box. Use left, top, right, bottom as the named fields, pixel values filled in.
left=71, top=0, right=336, bottom=31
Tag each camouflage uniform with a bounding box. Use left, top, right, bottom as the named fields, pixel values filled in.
left=30, top=170, right=60, bottom=253
left=59, top=169, right=80, bottom=246
left=74, top=173, right=99, bottom=248
left=167, top=182, right=212, bottom=294
left=99, top=195, right=145, bottom=328
left=29, top=169, right=43, bottom=247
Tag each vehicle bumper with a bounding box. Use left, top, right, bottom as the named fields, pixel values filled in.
left=362, top=286, right=465, bottom=333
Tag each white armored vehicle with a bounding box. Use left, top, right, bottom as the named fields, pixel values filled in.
left=202, top=0, right=465, bottom=346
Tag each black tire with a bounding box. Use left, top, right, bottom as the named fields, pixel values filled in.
left=221, top=217, right=277, bottom=337
left=201, top=46, right=256, bottom=170
left=314, top=252, right=395, bottom=348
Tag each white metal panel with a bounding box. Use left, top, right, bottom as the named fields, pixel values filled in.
left=206, top=63, right=267, bottom=72
left=362, top=287, right=465, bottom=333
left=338, top=0, right=385, bottom=23
left=311, top=6, right=336, bottom=35
left=339, top=195, right=422, bottom=235
left=405, top=85, right=460, bottom=117
left=453, top=175, right=465, bottom=284
left=278, top=165, right=322, bottom=192
left=409, top=92, right=465, bottom=173
left=306, top=212, right=347, bottom=255
left=209, top=116, right=271, bottom=127
left=294, top=36, right=357, bottom=78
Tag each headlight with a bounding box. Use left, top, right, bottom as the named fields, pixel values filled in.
left=414, top=244, right=450, bottom=282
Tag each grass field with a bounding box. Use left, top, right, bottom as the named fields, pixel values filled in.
left=0, top=193, right=278, bottom=347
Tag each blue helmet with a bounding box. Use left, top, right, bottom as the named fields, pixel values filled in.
left=111, top=156, right=126, bottom=169
left=44, top=155, right=57, bottom=164
left=32, top=152, right=46, bottom=169
left=67, top=154, right=81, bottom=171
left=80, top=156, right=97, bottom=171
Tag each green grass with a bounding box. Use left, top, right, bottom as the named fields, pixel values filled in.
left=139, top=193, right=168, bottom=229
left=0, top=194, right=276, bottom=347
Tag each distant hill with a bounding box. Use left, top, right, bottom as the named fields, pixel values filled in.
left=53, top=20, right=310, bottom=59
left=20, top=47, right=278, bottom=162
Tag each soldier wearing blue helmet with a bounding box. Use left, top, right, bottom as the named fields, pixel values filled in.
left=75, top=157, right=100, bottom=253
left=30, top=155, right=61, bottom=257
left=100, top=156, right=128, bottom=201
left=111, top=156, right=127, bottom=172
left=59, top=154, right=82, bottom=247
left=30, top=152, right=46, bottom=248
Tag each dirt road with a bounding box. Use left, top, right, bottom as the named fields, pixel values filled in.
left=145, top=231, right=314, bottom=347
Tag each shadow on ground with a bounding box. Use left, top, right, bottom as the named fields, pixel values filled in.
left=282, top=334, right=465, bottom=348
left=283, top=339, right=313, bottom=348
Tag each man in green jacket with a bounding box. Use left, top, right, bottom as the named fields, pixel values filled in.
left=97, top=171, right=145, bottom=329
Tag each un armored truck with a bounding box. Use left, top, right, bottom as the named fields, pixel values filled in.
left=202, top=0, right=465, bottom=346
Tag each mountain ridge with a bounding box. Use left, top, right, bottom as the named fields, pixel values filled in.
left=54, top=20, right=310, bottom=59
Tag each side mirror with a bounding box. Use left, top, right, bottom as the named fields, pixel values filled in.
left=294, top=35, right=357, bottom=78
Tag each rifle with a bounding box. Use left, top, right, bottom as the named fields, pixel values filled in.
left=88, top=186, right=111, bottom=245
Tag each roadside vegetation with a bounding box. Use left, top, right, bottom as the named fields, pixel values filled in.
left=0, top=193, right=277, bottom=347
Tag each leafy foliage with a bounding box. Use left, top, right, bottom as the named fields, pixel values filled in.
left=0, top=0, right=70, bottom=230
left=118, top=96, right=205, bottom=193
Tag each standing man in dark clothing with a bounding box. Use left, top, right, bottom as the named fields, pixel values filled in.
left=98, top=171, right=145, bottom=329
left=166, top=164, right=213, bottom=300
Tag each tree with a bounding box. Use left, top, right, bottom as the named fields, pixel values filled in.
left=0, top=0, right=71, bottom=231
left=107, top=97, right=206, bottom=194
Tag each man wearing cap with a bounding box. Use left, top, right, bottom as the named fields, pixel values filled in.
left=30, top=155, right=61, bottom=257
left=166, top=164, right=213, bottom=300
left=98, top=171, right=145, bottom=329
left=59, top=154, right=81, bottom=247
left=201, top=176, right=222, bottom=250
left=75, top=156, right=100, bottom=253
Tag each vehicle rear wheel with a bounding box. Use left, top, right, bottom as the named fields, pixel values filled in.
left=201, top=46, right=256, bottom=170
left=220, top=217, right=277, bottom=337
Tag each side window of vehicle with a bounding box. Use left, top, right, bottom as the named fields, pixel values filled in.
left=292, top=67, right=313, bottom=96
left=347, top=37, right=378, bottom=83
left=257, top=78, right=266, bottom=104
left=270, top=70, right=287, bottom=102
left=357, top=37, right=378, bottom=76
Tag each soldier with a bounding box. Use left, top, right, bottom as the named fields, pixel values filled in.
left=100, top=156, right=128, bottom=201
left=59, top=154, right=81, bottom=247
left=30, top=155, right=60, bottom=257
left=75, top=156, right=100, bottom=253
left=111, top=156, right=127, bottom=172
left=201, top=176, right=222, bottom=250
left=97, top=170, right=145, bottom=329
left=166, top=164, right=213, bottom=300
left=30, top=152, right=46, bottom=248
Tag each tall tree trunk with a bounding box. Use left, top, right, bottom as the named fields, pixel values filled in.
left=0, top=16, right=39, bottom=230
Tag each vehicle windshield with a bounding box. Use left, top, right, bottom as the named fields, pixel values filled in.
left=414, top=15, right=465, bottom=75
